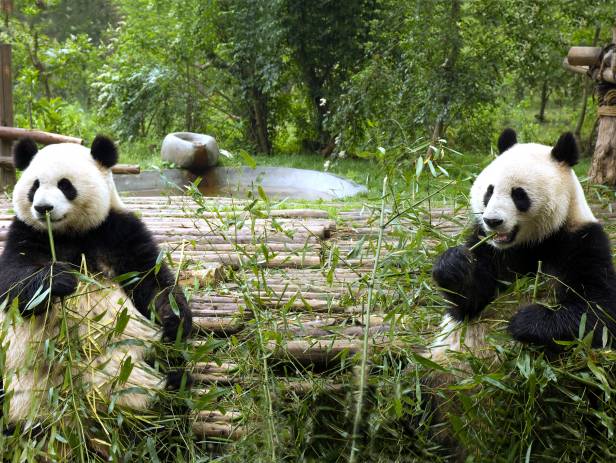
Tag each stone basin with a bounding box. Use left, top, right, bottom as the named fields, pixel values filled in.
left=113, top=166, right=367, bottom=200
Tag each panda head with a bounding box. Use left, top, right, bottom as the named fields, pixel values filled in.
left=470, top=129, right=595, bottom=249
left=12, top=135, right=120, bottom=234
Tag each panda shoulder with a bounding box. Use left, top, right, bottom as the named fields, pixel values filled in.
left=99, top=209, right=152, bottom=242
left=7, top=217, right=47, bottom=242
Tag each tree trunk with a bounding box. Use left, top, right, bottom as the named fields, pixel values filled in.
left=185, top=61, right=194, bottom=132
left=536, top=80, right=549, bottom=122
left=303, top=66, right=332, bottom=152
left=248, top=86, right=272, bottom=154
left=427, top=0, right=461, bottom=155
left=294, top=32, right=333, bottom=152
left=28, top=30, right=51, bottom=100
left=588, top=83, right=616, bottom=185
left=575, top=25, right=601, bottom=143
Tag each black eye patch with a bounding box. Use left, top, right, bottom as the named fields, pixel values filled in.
left=483, top=184, right=494, bottom=207
left=27, top=179, right=39, bottom=202
left=57, top=178, right=77, bottom=201
left=511, top=187, right=531, bottom=212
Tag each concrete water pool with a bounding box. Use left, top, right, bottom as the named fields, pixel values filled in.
left=113, top=166, right=367, bottom=200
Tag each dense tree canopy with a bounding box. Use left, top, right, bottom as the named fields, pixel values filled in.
left=1, top=0, right=614, bottom=157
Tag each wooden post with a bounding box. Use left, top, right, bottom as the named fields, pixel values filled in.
left=565, top=24, right=616, bottom=186
left=0, top=0, right=13, bottom=191
left=587, top=27, right=616, bottom=186
left=0, top=43, right=14, bottom=190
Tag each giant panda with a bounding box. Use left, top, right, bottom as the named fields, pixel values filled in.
left=426, top=129, right=616, bottom=459
left=431, top=128, right=616, bottom=362
left=0, top=136, right=192, bottom=428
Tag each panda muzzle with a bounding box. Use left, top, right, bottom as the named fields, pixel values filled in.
left=493, top=225, right=519, bottom=244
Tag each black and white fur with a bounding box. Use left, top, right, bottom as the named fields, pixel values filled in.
left=0, top=137, right=192, bottom=424
left=432, top=129, right=616, bottom=364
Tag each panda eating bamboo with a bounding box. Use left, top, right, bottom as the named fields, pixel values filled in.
left=0, top=136, right=192, bottom=427
left=432, top=128, right=616, bottom=362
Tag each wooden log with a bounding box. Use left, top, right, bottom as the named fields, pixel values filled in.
left=111, top=164, right=140, bottom=175
left=190, top=295, right=361, bottom=313
left=562, top=57, right=589, bottom=76
left=152, top=231, right=319, bottom=245
left=282, top=380, right=346, bottom=395
left=0, top=126, right=83, bottom=145
left=589, top=114, right=616, bottom=185
left=567, top=46, right=602, bottom=66
left=162, top=241, right=320, bottom=253
left=170, top=252, right=322, bottom=269
left=133, top=208, right=329, bottom=220
left=146, top=223, right=331, bottom=239
left=0, top=153, right=138, bottom=175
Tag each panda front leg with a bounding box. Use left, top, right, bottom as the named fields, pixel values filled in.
left=432, top=240, right=499, bottom=322
left=100, top=211, right=192, bottom=343
left=508, top=299, right=605, bottom=349
left=0, top=260, right=77, bottom=316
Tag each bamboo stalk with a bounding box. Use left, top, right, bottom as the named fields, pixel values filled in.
left=281, top=380, right=346, bottom=394
left=195, top=410, right=242, bottom=422
left=350, top=176, right=387, bottom=463
left=169, top=253, right=323, bottom=268
left=266, top=339, right=363, bottom=362
left=193, top=317, right=244, bottom=333
left=192, top=421, right=246, bottom=439
left=178, top=266, right=223, bottom=286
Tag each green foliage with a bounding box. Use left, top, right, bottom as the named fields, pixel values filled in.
left=281, top=0, right=377, bottom=149
left=3, top=0, right=612, bottom=160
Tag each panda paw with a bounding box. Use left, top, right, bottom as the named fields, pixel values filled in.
left=432, top=246, right=475, bottom=293
left=156, top=291, right=192, bottom=342
left=166, top=370, right=193, bottom=391
left=47, top=262, right=78, bottom=297
left=508, top=304, right=555, bottom=346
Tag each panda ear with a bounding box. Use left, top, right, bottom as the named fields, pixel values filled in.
left=12, top=137, right=38, bottom=170
left=90, top=135, right=118, bottom=168
left=497, top=128, right=517, bottom=154
left=551, top=132, right=579, bottom=166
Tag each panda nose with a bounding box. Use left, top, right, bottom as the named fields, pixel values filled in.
left=34, top=204, right=54, bottom=214
left=483, top=217, right=503, bottom=229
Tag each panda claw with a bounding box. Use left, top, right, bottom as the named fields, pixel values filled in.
left=48, top=262, right=77, bottom=297
left=508, top=304, right=563, bottom=348
left=432, top=245, right=475, bottom=292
